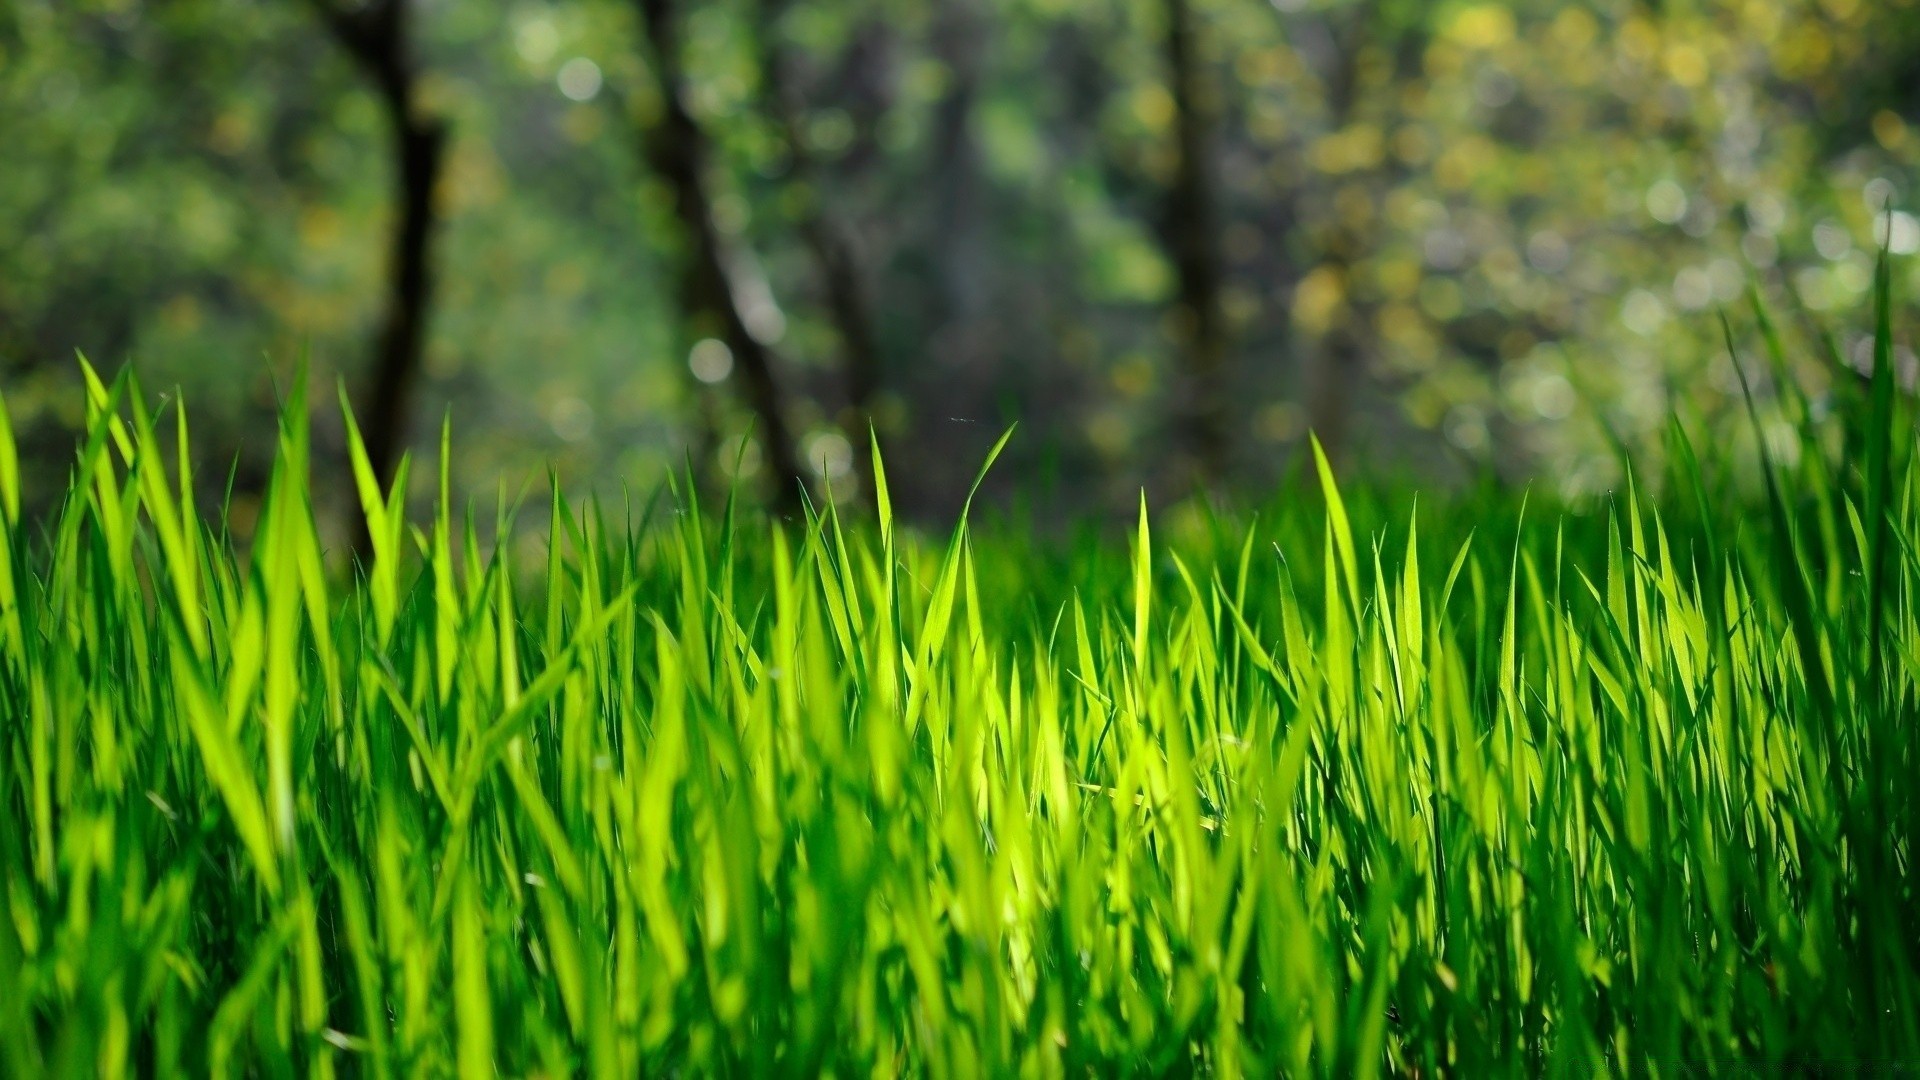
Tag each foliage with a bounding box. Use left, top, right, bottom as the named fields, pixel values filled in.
left=4, top=0, right=1919, bottom=515
left=1, top=277, right=1917, bottom=1074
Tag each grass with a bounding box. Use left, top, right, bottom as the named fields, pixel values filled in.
left=1, top=275, right=1918, bottom=1076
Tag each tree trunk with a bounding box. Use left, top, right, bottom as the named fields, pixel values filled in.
left=360, top=116, right=445, bottom=505
left=635, top=0, right=806, bottom=517
left=306, top=0, right=445, bottom=552
left=757, top=0, right=886, bottom=494
left=1162, top=0, right=1230, bottom=487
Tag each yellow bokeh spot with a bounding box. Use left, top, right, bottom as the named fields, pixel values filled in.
left=209, top=111, right=254, bottom=156
left=1424, top=41, right=1465, bottom=80
left=1309, top=125, right=1385, bottom=175
left=1419, top=278, right=1464, bottom=321
left=1132, top=85, right=1175, bottom=132
left=1664, top=44, right=1708, bottom=87
left=1874, top=110, right=1908, bottom=150
left=1435, top=136, right=1493, bottom=191
left=1375, top=257, right=1422, bottom=300
left=298, top=206, right=343, bottom=250
left=1446, top=5, right=1517, bottom=50
left=1775, top=26, right=1831, bottom=77
left=1740, top=0, right=1781, bottom=41
left=1514, top=156, right=1555, bottom=196
left=1382, top=303, right=1428, bottom=349
left=1386, top=190, right=1432, bottom=230
left=1550, top=8, right=1599, bottom=51
left=1482, top=246, right=1521, bottom=280
left=1293, top=266, right=1347, bottom=336
left=1235, top=48, right=1285, bottom=87
left=414, top=72, right=462, bottom=119
left=1619, top=17, right=1660, bottom=64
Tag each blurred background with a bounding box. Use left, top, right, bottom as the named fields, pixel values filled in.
left=3, top=0, right=1919, bottom=536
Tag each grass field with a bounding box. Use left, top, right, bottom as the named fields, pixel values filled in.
left=2, top=276, right=1918, bottom=1076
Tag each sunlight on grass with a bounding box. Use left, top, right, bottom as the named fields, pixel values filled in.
left=1, top=278, right=1917, bottom=1074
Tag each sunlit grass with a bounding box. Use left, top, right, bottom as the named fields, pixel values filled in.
left=2, top=271, right=1917, bottom=1075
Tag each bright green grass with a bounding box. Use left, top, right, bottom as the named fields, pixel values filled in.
left=2, top=279, right=1918, bottom=1076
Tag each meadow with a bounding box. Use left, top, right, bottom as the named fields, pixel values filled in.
left=1, top=277, right=1917, bottom=1076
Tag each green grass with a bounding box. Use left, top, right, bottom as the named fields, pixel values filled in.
left=2, top=280, right=1918, bottom=1076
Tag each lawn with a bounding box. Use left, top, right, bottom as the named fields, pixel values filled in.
left=2, top=280, right=1917, bottom=1075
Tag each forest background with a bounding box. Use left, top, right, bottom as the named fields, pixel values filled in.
left=4, top=0, right=1917, bottom=534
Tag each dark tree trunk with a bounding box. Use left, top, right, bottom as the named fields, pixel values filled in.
left=757, top=0, right=886, bottom=494
left=1162, top=0, right=1230, bottom=487
left=306, top=0, right=445, bottom=551
left=361, top=117, right=445, bottom=505
left=635, top=0, right=807, bottom=517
